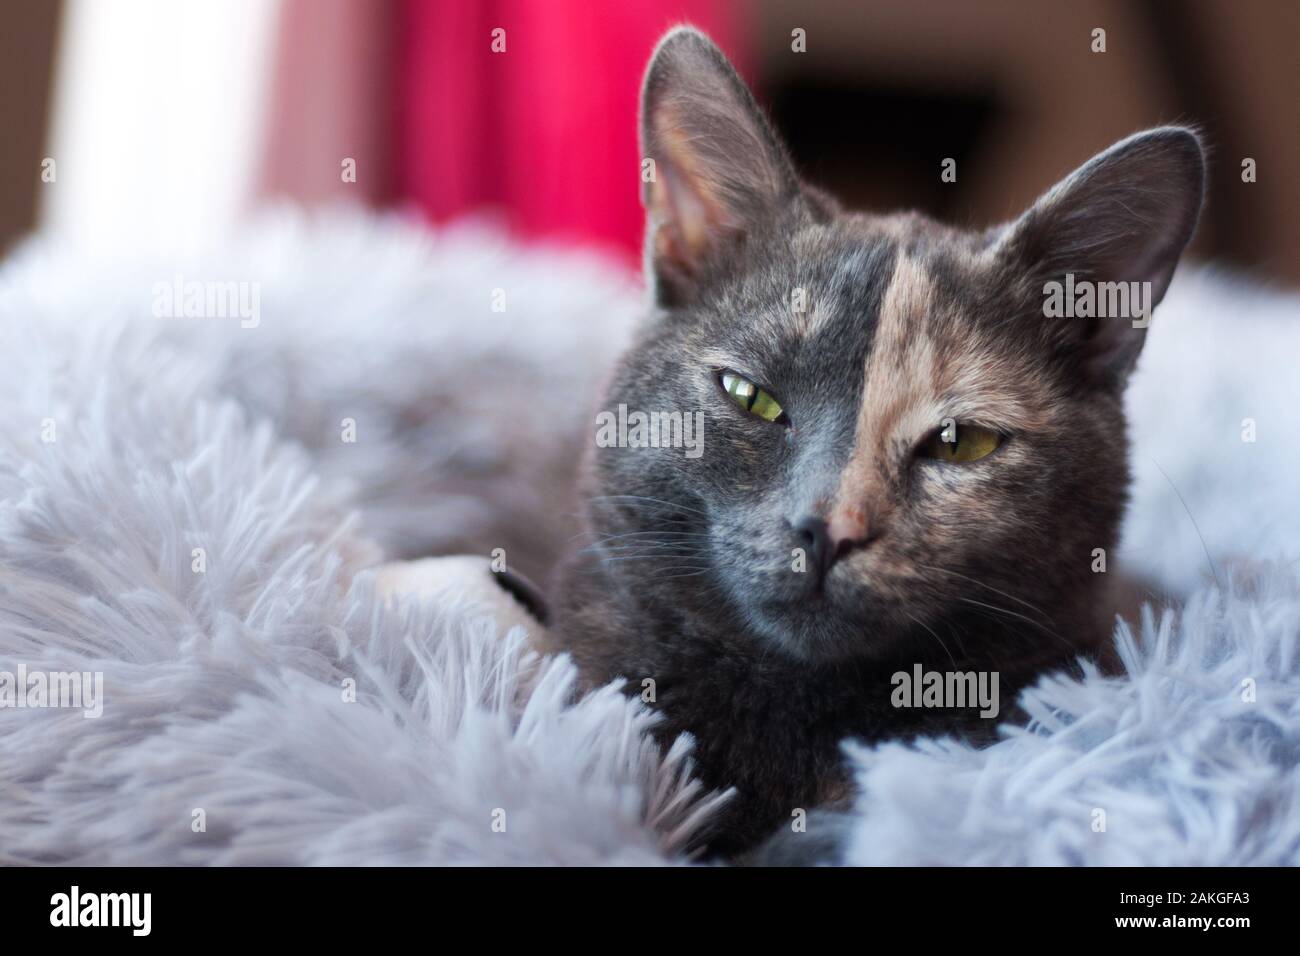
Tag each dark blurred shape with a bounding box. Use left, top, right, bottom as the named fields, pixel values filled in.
left=0, top=0, right=62, bottom=256
left=756, top=0, right=1300, bottom=282
left=770, top=81, right=1000, bottom=221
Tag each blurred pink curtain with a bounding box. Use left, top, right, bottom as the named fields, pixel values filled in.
left=395, top=0, right=749, bottom=258
left=259, top=0, right=399, bottom=206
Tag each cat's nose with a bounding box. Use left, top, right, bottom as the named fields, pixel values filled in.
left=794, top=512, right=872, bottom=584
left=790, top=515, right=842, bottom=582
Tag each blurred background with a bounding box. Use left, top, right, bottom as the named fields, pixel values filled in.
left=2, top=0, right=1297, bottom=282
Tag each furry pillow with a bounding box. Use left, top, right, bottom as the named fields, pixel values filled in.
left=2, top=209, right=1297, bottom=865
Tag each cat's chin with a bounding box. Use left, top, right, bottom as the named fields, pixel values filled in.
left=739, top=593, right=907, bottom=664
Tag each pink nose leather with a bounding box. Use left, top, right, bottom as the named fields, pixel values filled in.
left=827, top=507, right=870, bottom=552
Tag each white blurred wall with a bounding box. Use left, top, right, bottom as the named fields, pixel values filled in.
left=41, top=0, right=281, bottom=257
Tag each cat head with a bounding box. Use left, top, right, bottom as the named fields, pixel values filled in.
left=583, top=27, right=1204, bottom=663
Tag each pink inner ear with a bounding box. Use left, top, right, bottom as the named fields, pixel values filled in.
left=649, top=156, right=731, bottom=274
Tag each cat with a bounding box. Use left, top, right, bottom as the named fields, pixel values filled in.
left=550, top=26, right=1205, bottom=858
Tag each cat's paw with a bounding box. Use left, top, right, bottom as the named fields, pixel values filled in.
left=373, top=555, right=552, bottom=648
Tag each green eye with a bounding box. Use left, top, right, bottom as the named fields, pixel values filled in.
left=920, top=423, right=1002, bottom=463
left=718, top=370, right=786, bottom=424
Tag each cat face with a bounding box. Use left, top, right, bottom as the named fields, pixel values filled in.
left=581, top=28, right=1203, bottom=663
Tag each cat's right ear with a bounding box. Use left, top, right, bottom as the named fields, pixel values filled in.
left=640, top=27, right=800, bottom=307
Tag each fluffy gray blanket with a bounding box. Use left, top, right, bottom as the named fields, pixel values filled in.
left=1, top=210, right=1296, bottom=864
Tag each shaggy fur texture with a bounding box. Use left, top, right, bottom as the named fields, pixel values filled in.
left=841, top=581, right=1300, bottom=865
left=0, top=209, right=1296, bottom=864
left=0, top=212, right=728, bottom=865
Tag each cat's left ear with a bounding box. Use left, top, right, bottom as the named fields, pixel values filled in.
left=640, top=27, right=802, bottom=307
left=999, top=127, right=1205, bottom=386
